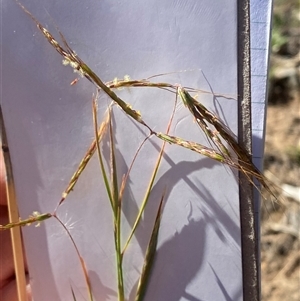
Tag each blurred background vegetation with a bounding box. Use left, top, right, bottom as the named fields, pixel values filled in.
left=261, top=0, right=299, bottom=300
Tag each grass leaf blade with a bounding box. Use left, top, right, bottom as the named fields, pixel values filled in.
left=135, top=192, right=164, bottom=301
left=108, top=112, right=119, bottom=216
left=92, top=97, right=114, bottom=210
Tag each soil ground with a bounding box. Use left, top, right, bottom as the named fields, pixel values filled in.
left=261, top=66, right=300, bottom=301
left=260, top=1, right=299, bottom=299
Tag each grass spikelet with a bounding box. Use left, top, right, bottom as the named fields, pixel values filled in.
left=177, top=87, right=281, bottom=202
left=157, top=132, right=226, bottom=163
left=16, top=0, right=154, bottom=135
left=0, top=212, right=52, bottom=230
left=178, top=86, right=231, bottom=157
left=57, top=104, right=110, bottom=209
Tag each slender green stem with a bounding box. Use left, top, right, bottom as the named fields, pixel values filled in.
left=114, top=208, right=124, bottom=301
left=122, top=95, right=177, bottom=255
left=107, top=115, right=125, bottom=300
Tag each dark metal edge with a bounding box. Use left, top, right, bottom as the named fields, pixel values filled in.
left=237, top=1, right=260, bottom=301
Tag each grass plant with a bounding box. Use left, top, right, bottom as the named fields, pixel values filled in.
left=0, top=1, right=284, bottom=300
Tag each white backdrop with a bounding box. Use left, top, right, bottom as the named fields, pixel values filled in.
left=1, top=1, right=243, bottom=300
